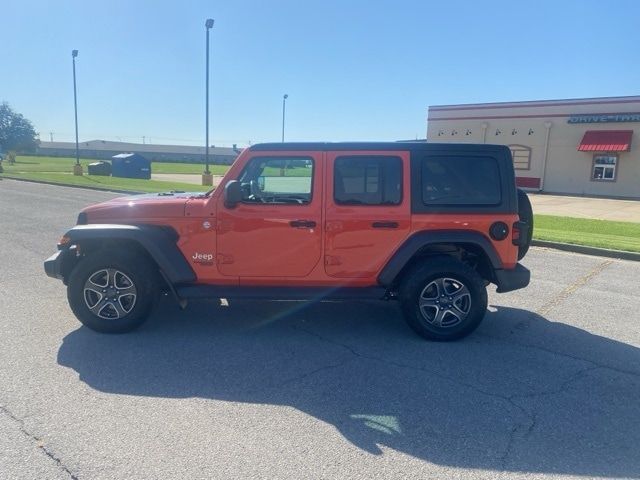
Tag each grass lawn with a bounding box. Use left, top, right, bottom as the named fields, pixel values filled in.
left=2, top=155, right=230, bottom=175
left=0, top=155, right=229, bottom=193
left=1, top=172, right=210, bottom=193
left=534, top=215, right=640, bottom=253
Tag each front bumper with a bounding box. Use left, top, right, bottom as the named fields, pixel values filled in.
left=494, top=263, right=530, bottom=293
left=44, top=251, right=65, bottom=280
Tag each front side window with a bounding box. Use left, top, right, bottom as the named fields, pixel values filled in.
left=238, top=156, right=313, bottom=204
left=592, top=154, right=617, bottom=181
left=421, top=155, right=501, bottom=205
left=334, top=156, right=402, bottom=205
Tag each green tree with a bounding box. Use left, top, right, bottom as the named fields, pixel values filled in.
left=0, top=102, right=39, bottom=154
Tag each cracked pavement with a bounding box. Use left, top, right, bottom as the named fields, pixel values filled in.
left=1, top=179, right=639, bottom=479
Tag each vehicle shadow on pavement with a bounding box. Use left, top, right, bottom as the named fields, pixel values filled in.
left=57, top=298, right=640, bottom=477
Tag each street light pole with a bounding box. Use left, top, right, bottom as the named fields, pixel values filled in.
left=281, top=94, right=288, bottom=142
left=72, top=50, right=82, bottom=175
left=202, top=18, right=214, bottom=186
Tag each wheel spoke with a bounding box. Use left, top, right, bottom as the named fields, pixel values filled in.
left=432, top=308, right=446, bottom=327
left=114, top=271, right=133, bottom=289
left=452, top=286, right=471, bottom=315
left=419, top=296, right=439, bottom=308
left=88, top=299, right=107, bottom=317
left=118, top=294, right=136, bottom=313
left=106, top=268, right=117, bottom=287
left=110, top=299, right=127, bottom=318
left=447, top=308, right=463, bottom=322
left=451, top=284, right=470, bottom=301
left=83, top=288, right=103, bottom=308
left=118, top=285, right=136, bottom=297
left=88, top=270, right=108, bottom=289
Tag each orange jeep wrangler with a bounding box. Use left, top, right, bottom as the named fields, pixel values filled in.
left=44, top=142, right=532, bottom=341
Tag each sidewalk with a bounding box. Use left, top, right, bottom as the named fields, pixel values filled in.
left=529, top=193, right=640, bottom=222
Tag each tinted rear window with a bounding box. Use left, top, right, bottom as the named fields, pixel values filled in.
left=421, top=155, right=501, bottom=205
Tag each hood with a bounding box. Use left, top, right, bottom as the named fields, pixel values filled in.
left=81, top=191, right=208, bottom=223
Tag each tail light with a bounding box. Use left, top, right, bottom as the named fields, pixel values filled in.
left=512, top=221, right=529, bottom=246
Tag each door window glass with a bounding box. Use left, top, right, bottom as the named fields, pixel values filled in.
left=334, top=156, right=402, bottom=205
left=238, top=157, right=313, bottom=204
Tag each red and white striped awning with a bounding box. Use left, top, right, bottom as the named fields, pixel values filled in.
left=578, top=130, right=633, bottom=152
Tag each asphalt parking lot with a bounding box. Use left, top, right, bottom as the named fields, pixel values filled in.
left=1, top=179, right=639, bottom=480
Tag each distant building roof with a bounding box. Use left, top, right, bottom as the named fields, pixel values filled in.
left=38, top=140, right=240, bottom=156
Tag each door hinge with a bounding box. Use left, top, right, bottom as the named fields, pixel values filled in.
left=325, top=221, right=343, bottom=232
left=324, top=255, right=342, bottom=266
left=216, top=254, right=234, bottom=264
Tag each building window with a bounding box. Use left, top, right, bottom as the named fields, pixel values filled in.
left=592, top=154, right=617, bottom=182
left=508, top=145, right=531, bottom=170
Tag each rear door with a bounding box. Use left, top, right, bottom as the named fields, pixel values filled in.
left=324, top=151, right=411, bottom=278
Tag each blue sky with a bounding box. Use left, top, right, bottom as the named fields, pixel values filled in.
left=2, top=0, right=640, bottom=147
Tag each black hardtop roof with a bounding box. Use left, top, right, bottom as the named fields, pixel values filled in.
left=249, top=142, right=511, bottom=153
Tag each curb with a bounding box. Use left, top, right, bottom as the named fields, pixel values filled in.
left=532, top=239, right=640, bottom=262
left=1, top=175, right=144, bottom=195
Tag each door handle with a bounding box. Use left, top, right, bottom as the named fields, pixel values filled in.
left=290, top=220, right=317, bottom=228
left=372, top=221, right=399, bottom=229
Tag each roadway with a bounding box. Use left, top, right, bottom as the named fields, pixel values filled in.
left=1, top=178, right=639, bottom=479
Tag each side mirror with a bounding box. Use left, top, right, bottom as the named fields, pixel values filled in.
left=223, top=180, right=243, bottom=209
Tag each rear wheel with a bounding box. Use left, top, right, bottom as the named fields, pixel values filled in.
left=399, top=257, right=488, bottom=341
left=67, top=251, right=158, bottom=333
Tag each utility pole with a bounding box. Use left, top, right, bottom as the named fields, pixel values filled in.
left=49, top=132, right=54, bottom=142
left=72, top=49, right=82, bottom=176
left=282, top=94, right=288, bottom=142
left=202, top=18, right=215, bottom=186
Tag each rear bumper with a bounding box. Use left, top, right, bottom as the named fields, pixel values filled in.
left=494, top=263, right=530, bottom=293
left=44, top=251, right=64, bottom=280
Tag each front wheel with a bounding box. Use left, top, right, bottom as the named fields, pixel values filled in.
left=399, top=257, right=488, bottom=341
left=67, top=251, right=158, bottom=333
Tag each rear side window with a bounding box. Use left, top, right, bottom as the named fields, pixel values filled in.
left=421, top=155, right=501, bottom=205
left=334, top=156, right=402, bottom=205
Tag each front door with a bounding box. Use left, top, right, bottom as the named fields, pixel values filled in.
left=324, top=151, right=411, bottom=278
left=216, top=153, right=322, bottom=279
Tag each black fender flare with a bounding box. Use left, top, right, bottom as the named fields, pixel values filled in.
left=377, top=230, right=503, bottom=287
left=62, top=224, right=196, bottom=284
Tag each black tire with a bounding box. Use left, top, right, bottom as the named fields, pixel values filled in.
left=399, top=257, right=488, bottom=341
left=67, top=251, right=158, bottom=333
left=517, top=188, right=534, bottom=260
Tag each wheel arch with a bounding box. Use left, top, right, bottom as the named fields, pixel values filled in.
left=378, top=231, right=502, bottom=288
left=60, top=224, right=196, bottom=285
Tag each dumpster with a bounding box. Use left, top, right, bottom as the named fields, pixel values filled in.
left=87, top=161, right=112, bottom=176
left=111, top=153, right=151, bottom=179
